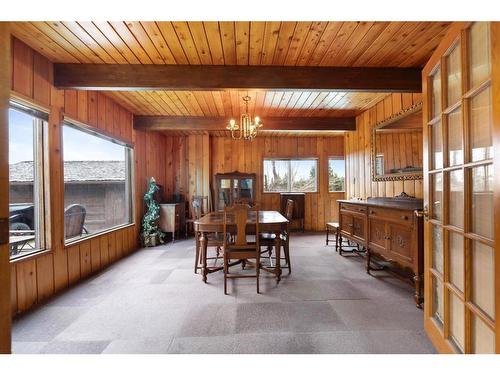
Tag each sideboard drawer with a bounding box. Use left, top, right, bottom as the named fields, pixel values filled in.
left=340, top=203, right=366, bottom=214
left=367, top=207, right=413, bottom=224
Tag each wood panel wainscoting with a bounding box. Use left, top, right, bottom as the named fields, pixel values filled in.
left=338, top=197, right=424, bottom=307
left=345, top=92, right=424, bottom=200
left=8, top=37, right=169, bottom=317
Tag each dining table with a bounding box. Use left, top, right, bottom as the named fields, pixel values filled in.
left=194, top=210, right=289, bottom=283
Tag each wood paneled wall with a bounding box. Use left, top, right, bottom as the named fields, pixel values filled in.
left=345, top=93, right=423, bottom=200
left=160, top=134, right=345, bottom=231
left=9, top=38, right=168, bottom=316
left=376, top=130, right=423, bottom=174
left=210, top=136, right=345, bottom=231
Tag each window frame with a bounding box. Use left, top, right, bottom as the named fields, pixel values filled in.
left=327, top=156, right=346, bottom=193
left=62, top=119, right=135, bottom=245
left=8, top=101, right=49, bottom=260
left=262, top=157, right=318, bottom=193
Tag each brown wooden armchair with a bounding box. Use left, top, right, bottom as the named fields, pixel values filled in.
left=222, top=204, right=261, bottom=294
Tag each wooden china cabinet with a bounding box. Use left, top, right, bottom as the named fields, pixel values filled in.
left=213, top=172, right=256, bottom=210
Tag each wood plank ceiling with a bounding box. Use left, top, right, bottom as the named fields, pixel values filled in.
left=11, top=21, right=451, bottom=118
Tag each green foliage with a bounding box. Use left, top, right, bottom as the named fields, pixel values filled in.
left=141, top=177, right=165, bottom=246
left=329, top=166, right=345, bottom=192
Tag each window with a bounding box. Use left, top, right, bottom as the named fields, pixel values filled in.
left=63, top=123, right=133, bottom=243
left=8, top=103, right=47, bottom=259
left=328, top=158, right=345, bottom=192
left=263, top=158, right=317, bottom=192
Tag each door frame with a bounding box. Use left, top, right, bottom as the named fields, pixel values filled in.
left=0, top=22, right=12, bottom=354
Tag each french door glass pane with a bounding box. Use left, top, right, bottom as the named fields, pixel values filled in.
left=448, top=232, right=464, bottom=292
left=432, top=276, right=444, bottom=326
left=432, top=225, right=443, bottom=274
left=431, top=68, right=442, bottom=119
left=471, top=164, right=493, bottom=239
left=469, top=22, right=491, bottom=89
left=449, top=291, right=465, bottom=353
left=471, top=241, right=495, bottom=319
left=431, top=172, right=443, bottom=221
left=447, top=43, right=462, bottom=106
left=447, top=109, right=463, bottom=166
left=472, top=315, right=495, bottom=353
left=431, top=121, right=443, bottom=169
left=470, top=87, right=492, bottom=162
left=449, top=169, right=464, bottom=228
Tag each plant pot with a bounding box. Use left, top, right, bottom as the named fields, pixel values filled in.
left=143, top=233, right=158, bottom=247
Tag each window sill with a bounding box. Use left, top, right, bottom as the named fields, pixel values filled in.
left=10, top=248, right=53, bottom=264
left=64, top=222, right=136, bottom=247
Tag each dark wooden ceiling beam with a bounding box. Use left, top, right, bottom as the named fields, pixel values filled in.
left=54, top=64, right=422, bottom=92
left=133, top=116, right=356, bottom=132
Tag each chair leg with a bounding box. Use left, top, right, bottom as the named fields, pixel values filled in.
left=335, top=228, right=339, bottom=253
left=224, top=254, right=228, bottom=295
left=339, top=232, right=343, bottom=256
left=284, top=241, right=291, bottom=275
left=256, top=254, right=260, bottom=294
left=326, top=227, right=329, bottom=245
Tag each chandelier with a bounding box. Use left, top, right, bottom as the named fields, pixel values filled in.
left=226, top=96, right=263, bottom=140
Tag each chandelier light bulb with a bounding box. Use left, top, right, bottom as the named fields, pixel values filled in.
left=225, top=96, right=263, bottom=140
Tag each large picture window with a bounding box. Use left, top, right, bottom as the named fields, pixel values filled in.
left=8, top=104, right=47, bottom=259
left=328, top=158, right=345, bottom=192
left=63, top=123, right=133, bottom=243
left=263, top=158, right=317, bottom=193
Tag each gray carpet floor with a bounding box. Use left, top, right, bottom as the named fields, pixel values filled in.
left=12, top=233, right=435, bottom=354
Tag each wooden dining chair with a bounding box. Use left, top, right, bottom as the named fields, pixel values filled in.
left=222, top=204, right=261, bottom=294
left=259, top=199, right=293, bottom=274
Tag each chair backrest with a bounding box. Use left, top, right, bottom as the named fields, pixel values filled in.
left=285, top=199, right=294, bottom=221
left=190, top=195, right=208, bottom=219
left=64, top=204, right=86, bottom=239
left=223, top=203, right=260, bottom=248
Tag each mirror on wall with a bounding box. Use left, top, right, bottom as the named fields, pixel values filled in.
left=371, top=103, right=423, bottom=181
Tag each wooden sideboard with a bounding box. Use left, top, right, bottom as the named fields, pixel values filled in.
left=338, top=197, right=424, bottom=307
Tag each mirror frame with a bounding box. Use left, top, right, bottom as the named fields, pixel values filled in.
left=371, top=102, right=423, bottom=182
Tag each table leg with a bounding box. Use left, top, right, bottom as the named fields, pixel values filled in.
left=200, top=232, right=208, bottom=283
left=275, top=230, right=282, bottom=284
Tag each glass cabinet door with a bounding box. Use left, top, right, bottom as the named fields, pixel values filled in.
left=218, top=178, right=231, bottom=210
left=240, top=178, right=253, bottom=200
